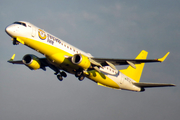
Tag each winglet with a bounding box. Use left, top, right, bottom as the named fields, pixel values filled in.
left=8, top=54, right=16, bottom=62
left=157, top=52, right=170, bottom=62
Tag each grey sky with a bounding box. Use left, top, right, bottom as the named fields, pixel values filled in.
left=0, top=0, right=179, bottom=120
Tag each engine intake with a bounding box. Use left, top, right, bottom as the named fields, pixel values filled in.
left=22, top=54, right=41, bottom=70
left=71, top=54, right=91, bottom=70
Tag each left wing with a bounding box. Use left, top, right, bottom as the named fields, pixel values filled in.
left=91, top=52, right=169, bottom=66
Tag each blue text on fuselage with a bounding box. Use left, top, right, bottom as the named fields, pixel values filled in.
left=46, top=34, right=61, bottom=45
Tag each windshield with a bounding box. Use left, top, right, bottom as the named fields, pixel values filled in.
left=13, top=22, right=27, bottom=27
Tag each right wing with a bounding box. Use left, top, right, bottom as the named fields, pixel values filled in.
left=8, top=54, right=23, bottom=64
left=8, top=54, right=49, bottom=66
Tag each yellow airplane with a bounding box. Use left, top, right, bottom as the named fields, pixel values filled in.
left=5, top=21, right=175, bottom=92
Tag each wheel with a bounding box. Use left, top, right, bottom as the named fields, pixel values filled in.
left=57, top=75, right=63, bottom=81
left=54, top=71, right=59, bottom=75
left=78, top=75, right=85, bottom=81
left=75, top=71, right=82, bottom=77
left=61, top=71, right=67, bottom=78
left=13, top=39, right=19, bottom=45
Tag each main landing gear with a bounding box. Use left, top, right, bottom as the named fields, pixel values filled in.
left=56, top=70, right=85, bottom=81
left=49, top=64, right=67, bottom=81
left=75, top=71, right=85, bottom=81
left=55, top=71, right=67, bottom=81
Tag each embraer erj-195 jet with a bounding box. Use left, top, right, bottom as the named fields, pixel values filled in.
left=5, top=21, right=175, bottom=92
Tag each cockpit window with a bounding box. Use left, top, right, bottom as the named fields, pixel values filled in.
left=13, top=22, right=27, bottom=27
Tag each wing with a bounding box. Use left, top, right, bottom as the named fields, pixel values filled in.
left=91, top=52, right=169, bottom=66
left=7, top=54, right=23, bottom=64
left=7, top=54, right=63, bottom=74
left=8, top=54, right=49, bottom=66
left=133, top=82, right=175, bottom=88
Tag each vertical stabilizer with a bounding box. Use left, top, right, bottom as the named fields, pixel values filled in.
left=120, top=50, right=148, bottom=83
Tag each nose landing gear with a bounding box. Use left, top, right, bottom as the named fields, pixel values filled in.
left=12, top=38, right=20, bottom=45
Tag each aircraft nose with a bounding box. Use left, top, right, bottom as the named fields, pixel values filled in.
left=5, top=25, right=15, bottom=37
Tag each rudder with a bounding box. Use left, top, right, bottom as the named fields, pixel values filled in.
left=120, top=50, right=148, bottom=83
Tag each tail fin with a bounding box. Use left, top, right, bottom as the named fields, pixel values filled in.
left=120, top=50, right=148, bottom=83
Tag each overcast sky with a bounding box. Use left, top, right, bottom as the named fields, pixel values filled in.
left=0, top=0, right=180, bottom=120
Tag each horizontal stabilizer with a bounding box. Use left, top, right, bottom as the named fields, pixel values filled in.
left=133, top=82, right=175, bottom=88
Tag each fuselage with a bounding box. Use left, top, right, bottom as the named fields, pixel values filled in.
left=5, top=21, right=141, bottom=91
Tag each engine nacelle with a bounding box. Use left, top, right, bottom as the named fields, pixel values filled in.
left=71, top=54, right=91, bottom=70
left=22, top=54, right=41, bottom=70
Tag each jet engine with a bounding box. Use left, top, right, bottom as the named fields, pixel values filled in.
left=71, top=54, right=91, bottom=70
left=22, top=54, right=41, bottom=70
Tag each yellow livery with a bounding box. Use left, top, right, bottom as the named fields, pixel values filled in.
left=6, top=21, right=175, bottom=92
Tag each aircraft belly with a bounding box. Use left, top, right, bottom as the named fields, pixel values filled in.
left=15, top=36, right=80, bottom=71
left=88, top=70, right=141, bottom=91
left=87, top=70, right=120, bottom=89
left=116, top=72, right=141, bottom=91
left=23, top=37, right=69, bottom=56
left=119, top=79, right=141, bottom=91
